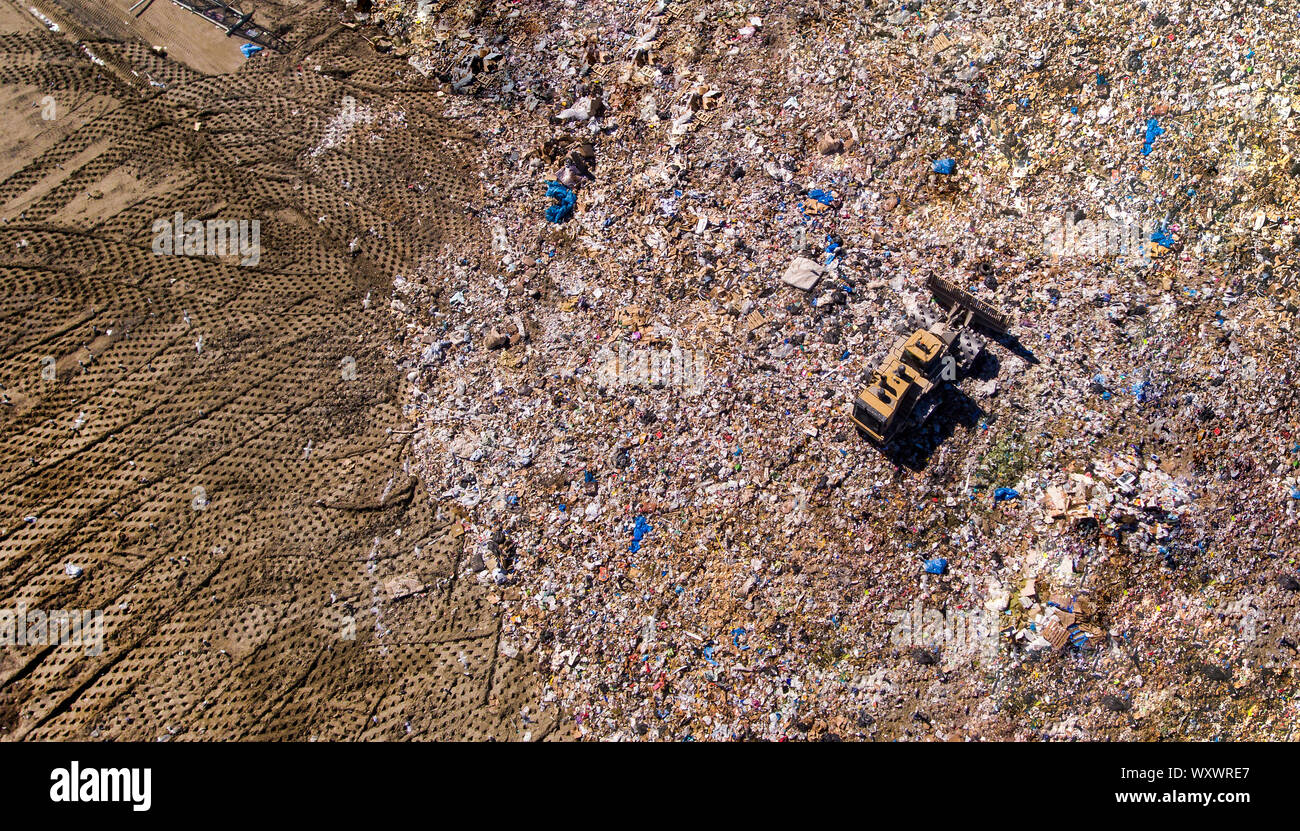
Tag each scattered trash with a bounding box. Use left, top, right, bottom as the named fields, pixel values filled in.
left=376, top=0, right=1300, bottom=741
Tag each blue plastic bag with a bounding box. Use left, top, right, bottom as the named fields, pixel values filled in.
left=1151, top=226, right=1176, bottom=248
left=1141, top=118, right=1164, bottom=155
left=544, top=180, right=576, bottom=223
left=924, top=557, right=948, bottom=575
left=932, top=158, right=956, bottom=174
left=629, top=515, right=652, bottom=553
left=825, top=235, right=841, bottom=263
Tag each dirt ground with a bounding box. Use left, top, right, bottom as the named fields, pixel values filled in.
left=0, top=0, right=558, bottom=740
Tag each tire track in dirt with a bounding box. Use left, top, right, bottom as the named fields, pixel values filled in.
left=0, top=3, right=558, bottom=740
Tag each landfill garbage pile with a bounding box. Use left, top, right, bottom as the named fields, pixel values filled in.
left=360, top=0, right=1300, bottom=739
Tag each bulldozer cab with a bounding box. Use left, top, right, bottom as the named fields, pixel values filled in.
left=900, top=330, right=943, bottom=375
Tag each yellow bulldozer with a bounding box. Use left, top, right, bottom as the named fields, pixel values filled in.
left=850, top=273, right=1010, bottom=444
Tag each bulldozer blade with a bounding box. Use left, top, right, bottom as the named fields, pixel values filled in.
left=926, top=273, right=1011, bottom=334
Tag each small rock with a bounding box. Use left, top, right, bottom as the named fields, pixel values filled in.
left=817, top=135, right=843, bottom=155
